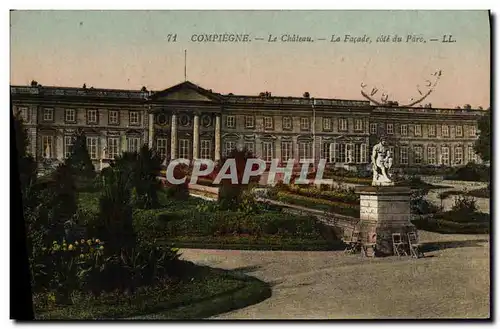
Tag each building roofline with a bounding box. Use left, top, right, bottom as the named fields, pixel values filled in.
left=9, top=83, right=488, bottom=112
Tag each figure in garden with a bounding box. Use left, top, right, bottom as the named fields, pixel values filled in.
left=371, top=137, right=394, bottom=186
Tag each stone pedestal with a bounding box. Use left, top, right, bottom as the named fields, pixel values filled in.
left=355, top=186, right=418, bottom=256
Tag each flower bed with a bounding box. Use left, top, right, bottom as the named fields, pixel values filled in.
left=324, top=175, right=372, bottom=185
left=132, top=202, right=337, bottom=251
left=273, top=191, right=360, bottom=218
left=277, top=184, right=359, bottom=205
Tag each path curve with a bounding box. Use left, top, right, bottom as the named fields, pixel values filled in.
left=180, top=231, right=490, bottom=319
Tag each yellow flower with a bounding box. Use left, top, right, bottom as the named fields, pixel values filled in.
left=95, top=239, right=100, bottom=243
left=99, top=245, right=104, bottom=250
left=87, top=239, right=92, bottom=245
left=68, top=244, right=74, bottom=250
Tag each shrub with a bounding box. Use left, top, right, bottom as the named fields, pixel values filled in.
left=111, top=146, right=163, bottom=209
left=410, top=189, right=440, bottom=215
left=66, top=130, right=97, bottom=189
left=451, top=194, right=478, bottom=214
left=216, top=149, right=260, bottom=211
left=162, top=163, right=190, bottom=201
left=412, top=215, right=490, bottom=234
left=468, top=187, right=490, bottom=199
left=31, top=237, right=181, bottom=303
left=99, top=168, right=136, bottom=253
left=444, top=163, right=490, bottom=182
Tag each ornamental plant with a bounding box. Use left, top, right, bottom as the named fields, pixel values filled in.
left=34, top=238, right=107, bottom=303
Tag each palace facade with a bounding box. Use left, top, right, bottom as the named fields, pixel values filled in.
left=11, top=81, right=485, bottom=171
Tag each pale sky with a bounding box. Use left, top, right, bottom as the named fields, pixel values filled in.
left=10, top=10, right=490, bottom=108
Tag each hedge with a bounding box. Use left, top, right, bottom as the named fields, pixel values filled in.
left=412, top=211, right=490, bottom=234
left=444, top=163, right=490, bottom=182
left=439, top=187, right=490, bottom=200
left=146, top=209, right=324, bottom=238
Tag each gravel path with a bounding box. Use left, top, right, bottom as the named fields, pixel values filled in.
left=180, top=230, right=490, bottom=319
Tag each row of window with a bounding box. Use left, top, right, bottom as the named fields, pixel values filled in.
left=370, top=123, right=476, bottom=137
left=395, top=145, right=476, bottom=165
left=41, top=134, right=478, bottom=166
left=19, top=107, right=478, bottom=139
left=223, top=142, right=476, bottom=165
left=221, top=141, right=369, bottom=163
left=154, top=138, right=213, bottom=160
left=41, top=135, right=143, bottom=160
left=225, top=116, right=361, bottom=132
left=224, top=115, right=477, bottom=138
left=38, top=108, right=142, bottom=126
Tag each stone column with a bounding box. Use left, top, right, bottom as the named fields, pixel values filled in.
left=121, top=134, right=127, bottom=153
left=148, top=112, right=154, bottom=149
left=100, top=135, right=107, bottom=159
left=215, top=114, right=221, bottom=161
left=56, top=133, right=64, bottom=161
left=193, top=113, right=200, bottom=159
left=170, top=113, right=177, bottom=159
left=275, top=136, right=282, bottom=162
left=255, top=134, right=262, bottom=159
left=292, top=136, right=299, bottom=162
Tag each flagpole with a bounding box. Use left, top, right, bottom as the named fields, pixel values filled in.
left=312, top=98, right=316, bottom=168
left=184, top=50, right=187, bottom=81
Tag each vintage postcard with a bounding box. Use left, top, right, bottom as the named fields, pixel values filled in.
left=10, top=10, right=491, bottom=320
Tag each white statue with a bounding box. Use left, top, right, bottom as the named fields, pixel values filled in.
left=371, top=137, right=394, bottom=186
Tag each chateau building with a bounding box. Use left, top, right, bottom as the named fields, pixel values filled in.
left=11, top=81, right=484, bottom=171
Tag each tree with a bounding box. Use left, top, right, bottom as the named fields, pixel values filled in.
left=133, top=145, right=162, bottom=208
left=110, top=145, right=162, bottom=209
left=216, top=148, right=260, bottom=211
left=99, top=167, right=136, bottom=253
left=13, top=111, right=38, bottom=219
left=474, top=109, right=490, bottom=162
left=66, top=130, right=96, bottom=189
left=48, top=163, right=78, bottom=234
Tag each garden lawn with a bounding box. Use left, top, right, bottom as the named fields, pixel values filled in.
left=35, top=264, right=271, bottom=320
